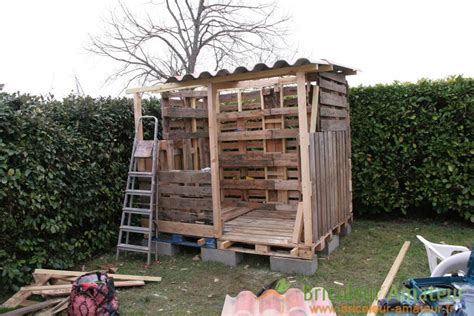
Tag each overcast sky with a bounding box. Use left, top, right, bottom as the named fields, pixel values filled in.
left=1, top=0, right=473, bottom=97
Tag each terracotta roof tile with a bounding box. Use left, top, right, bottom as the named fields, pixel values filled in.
left=221, top=287, right=336, bottom=316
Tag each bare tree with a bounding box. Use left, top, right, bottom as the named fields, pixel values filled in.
left=89, top=0, right=293, bottom=87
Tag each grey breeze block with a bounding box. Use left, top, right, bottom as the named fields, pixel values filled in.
left=270, top=255, right=318, bottom=276
left=201, top=248, right=243, bottom=267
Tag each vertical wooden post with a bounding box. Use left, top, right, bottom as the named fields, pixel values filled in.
left=207, top=84, right=222, bottom=238
left=133, top=93, right=143, bottom=140
left=296, top=72, right=313, bottom=246
left=133, top=93, right=145, bottom=171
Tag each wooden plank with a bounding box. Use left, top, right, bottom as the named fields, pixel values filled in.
left=157, top=220, right=215, bottom=237
left=221, top=207, right=256, bottom=222
left=163, top=130, right=209, bottom=140
left=320, top=91, right=348, bottom=108
left=320, top=119, right=348, bottom=131
left=310, top=85, right=320, bottom=133
left=134, top=93, right=145, bottom=171
left=220, top=179, right=299, bottom=191
left=23, top=281, right=145, bottom=296
left=292, top=202, right=304, bottom=243
left=219, top=129, right=298, bottom=141
left=165, top=90, right=208, bottom=98
left=320, top=106, right=347, bottom=118
left=160, top=197, right=213, bottom=210
left=296, top=72, right=313, bottom=246
left=33, top=269, right=162, bottom=282
left=219, top=152, right=298, bottom=168
left=319, top=77, right=347, bottom=94
left=1, top=298, right=63, bottom=316
left=216, top=76, right=297, bottom=90
left=255, top=244, right=270, bottom=253
left=1, top=274, right=51, bottom=308
left=161, top=107, right=208, bottom=118
left=367, top=241, right=411, bottom=316
left=319, top=72, right=347, bottom=84
left=159, top=184, right=212, bottom=196
left=158, top=171, right=211, bottom=184
left=207, top=83, right=222, bottom=238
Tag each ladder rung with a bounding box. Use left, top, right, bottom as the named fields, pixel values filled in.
left=120, top=225, right=150, bottom=234
left=117, top=243, right=149, bottom=253
left=123, top=207, right=151, bottom=215
left=126, top=189, right=152, bottom=196
left=128, top=171, right=153, bottom=177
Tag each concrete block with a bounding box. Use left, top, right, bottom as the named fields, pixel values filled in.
left=321, top=235, right=339, bottom=256
left=340, top=224, right=352, bottom=237
left=146, top=240, right=180, bottom=256
left=201, top=248, right=243, bottom=267
left=270, top=256, right=318, bottom=276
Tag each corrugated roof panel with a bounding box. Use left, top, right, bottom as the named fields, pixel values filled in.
left=165, top=58, right=355, bottom=84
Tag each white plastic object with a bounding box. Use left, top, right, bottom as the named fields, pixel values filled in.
left=430, top=251, right=471, bottom=277
left=416, top=235, right=469, bottom=273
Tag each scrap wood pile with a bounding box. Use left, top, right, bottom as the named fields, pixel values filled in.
left=1, top=268, right=161, bottom=315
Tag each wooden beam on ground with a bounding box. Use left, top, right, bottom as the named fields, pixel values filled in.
left=207, top=83, right=222, bottom=238
left=2, top=274, right=51, bottom=308
left=33, top=269, right=161, bottom=282
left=1, top=298, right=63, bottom=316
left=296, top=72, right=313, bottom=246
left=23, top=281, right=145, bottom=296
left=367, top=241, right=411, bottom=316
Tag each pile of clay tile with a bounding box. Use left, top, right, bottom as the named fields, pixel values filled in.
left=221, top=287, right=336, bottom=316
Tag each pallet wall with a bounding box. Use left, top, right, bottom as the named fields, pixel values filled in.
left=158, top=91, right=213, bottom=224
left=216, top=83, right=304, bottom=213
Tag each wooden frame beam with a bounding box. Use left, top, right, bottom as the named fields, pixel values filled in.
left=207, top=83, right=223, bottom=237
left=126, top=64, right=329, bottom=94
left=296, top=72, right=313, bottom=246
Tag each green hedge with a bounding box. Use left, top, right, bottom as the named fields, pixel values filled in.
left=350, top=76, right=473, bottom=222
left=0, top=93, right=159, bottom=291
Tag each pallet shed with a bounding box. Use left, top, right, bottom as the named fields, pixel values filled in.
left=126, top=58, right=356, bottom=260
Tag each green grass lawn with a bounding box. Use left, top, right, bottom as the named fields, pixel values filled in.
left=2, top=218, right=473, bottom=315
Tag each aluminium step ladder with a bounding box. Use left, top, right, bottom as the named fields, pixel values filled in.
left=116, top=116, right=159, bottom=265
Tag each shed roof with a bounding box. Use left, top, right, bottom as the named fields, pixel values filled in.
left=126, top=58, right=356, bottom=94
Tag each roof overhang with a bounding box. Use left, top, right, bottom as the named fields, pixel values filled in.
left=126, top=58, right=356, bottom=94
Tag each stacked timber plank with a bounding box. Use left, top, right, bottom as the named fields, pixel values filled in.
left=1, top=269, right=161, bottom=315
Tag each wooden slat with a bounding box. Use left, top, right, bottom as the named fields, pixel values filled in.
left=319, top=72, right=347, bottom=84
left=33, top=269, right=162, bottom=282
left=320, top=91, right=348, bottom=108
left=162, top=107, right=208, bottom=118
left=296, top=72, right=313, bottom=246
left=219, top=129, right=298, bottom=141
left=208, top=83, right=222, bottom=237
left=159, top=171, right=211, bottom=184
left=159, top=184, right=212, bottom=196
left=157, top=220, right=215, bottom=237
left=220, top=179, right=299, bottom=191
left=319, top=77, right=347, bottom=94
left=320, top=106, right=347, bottom=118
left=163, top=130, right=209, bottom=140
left=320, top=119, right=348, bottom=131
left=160, top=197, right=213, bottom=210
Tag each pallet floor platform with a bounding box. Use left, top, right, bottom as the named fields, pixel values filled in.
left=222, top=209, right=296, bottom=247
